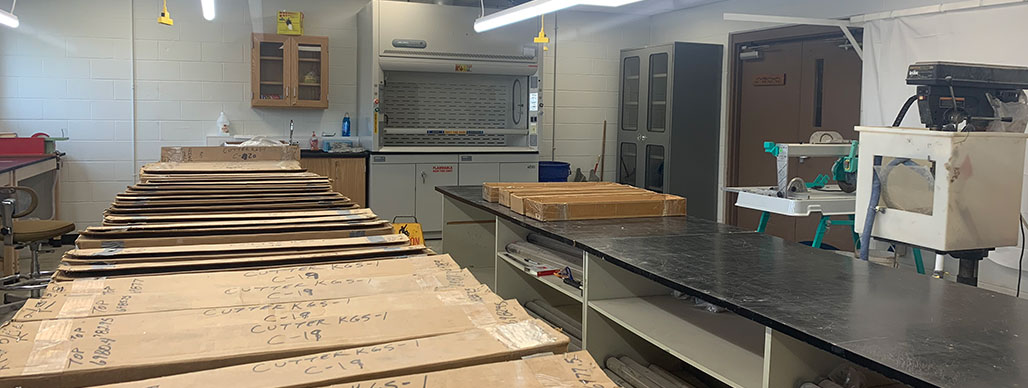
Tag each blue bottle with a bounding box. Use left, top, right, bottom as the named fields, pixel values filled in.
left=342, top=113, right=351, bottom=137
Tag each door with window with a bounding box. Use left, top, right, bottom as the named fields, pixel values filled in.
left=729, top=28, right=862, bottom=250
left=618, top=47, right=673, bottom=193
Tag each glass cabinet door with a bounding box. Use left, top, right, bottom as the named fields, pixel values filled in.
left=647, top=53, right=669, bottom=132
left=621, top=56, right=641, bottom=131
left=292, top=37, right=329, bottom=108
left=619, top=142, right=637, bottom=184
left=645, top=144, right=665, bottom=192
left=252, top=35, right=291, bottom=107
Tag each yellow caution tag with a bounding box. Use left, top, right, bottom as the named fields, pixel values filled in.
left=392, top=222, right=423, bottom=246
left=374, top=112, right=378, bottom=134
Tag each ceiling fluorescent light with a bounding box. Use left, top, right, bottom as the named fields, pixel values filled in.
left=578, top=0, right=644, bottom=6
left=474, top=0, right=577, bottom=32
left=0, top=0, right=18, bottom=29
left=0, top=9, right=17, bottom=28
left=201, top=0, right=216, bottom=21
left=474, top=0, right=643, bottom=32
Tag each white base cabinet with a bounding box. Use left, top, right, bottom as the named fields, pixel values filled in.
left=369, top=153, right=537, bottom=234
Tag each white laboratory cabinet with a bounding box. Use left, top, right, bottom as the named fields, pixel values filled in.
left=369, top=153, right=538, bottom=236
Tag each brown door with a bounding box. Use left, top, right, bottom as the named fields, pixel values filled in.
left=731, top=32, right=862, bottom=250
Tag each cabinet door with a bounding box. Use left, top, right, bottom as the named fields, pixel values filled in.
left=643, top=51, right=671, bottom=193
left=617, top=54, right=643, bottom=186
left=415, top=163, right=458, bottom=233
left=369, top=163, right=415, bottom=224
left=251, top=34, right=291, bottom=107
left=499, top=162, right=538, bottom=182
left=291, top=36, right=329, bottom=109
left=458, top=163, right=499, bottom=185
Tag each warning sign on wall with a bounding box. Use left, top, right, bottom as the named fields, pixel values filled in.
left=432, top=166, right=453, bottom=173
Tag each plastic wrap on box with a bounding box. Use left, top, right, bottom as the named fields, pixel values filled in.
left=523, top=194, right=687, bottom=221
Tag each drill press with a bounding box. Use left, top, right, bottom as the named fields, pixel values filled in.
left=855, top=62, right=1028, bottom=287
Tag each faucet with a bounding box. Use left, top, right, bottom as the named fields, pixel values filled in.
left=288, top=120, right=296, bottom=145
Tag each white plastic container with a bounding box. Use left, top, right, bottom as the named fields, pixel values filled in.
left=854, top=126, right=1028, bottom=251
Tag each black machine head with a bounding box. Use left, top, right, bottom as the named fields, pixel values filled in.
left=906, top=62, right=1028, bottom=131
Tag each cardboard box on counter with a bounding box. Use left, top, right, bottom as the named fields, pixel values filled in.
left=523, top=194, right=687, bottom=221
left=0, top=295, right=531, bottom=387
left=508, top=188, right=653, bottom=214
left=481, top=182, right=614, bottom=203
left=94, top=320, right=568, bottom=388
left=326, top=351, right=615, bottom=388
left=45, top=254, right=460, bottom=298
left=55, top=244, right=430, bottom=279
left=497, top=183, right=625, bottom=207
left=21, top=267, right=477, bottom=321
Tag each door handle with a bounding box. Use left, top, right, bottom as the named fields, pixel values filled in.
left=637, top=135, right=647, bottom=142
left=421, top=171, right=427, bottom=184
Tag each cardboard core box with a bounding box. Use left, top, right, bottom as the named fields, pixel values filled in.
left=328, top=351, right=616, bottom=388
left=21, top=267, right=478, bottom=321
left=95, top=320, right=569, bottom=388
left=0, top=292, right=533, bottom=386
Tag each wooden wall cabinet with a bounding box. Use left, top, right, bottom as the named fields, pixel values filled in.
left=299, top=156, right=367, bottom=207
left=251, top=34, right=329, bottom=109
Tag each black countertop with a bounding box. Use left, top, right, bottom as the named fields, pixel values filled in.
left=0, top=154, right=57, bottom=174
left=300, top=150, right=369, bottom=158
left=437, top=185, right=1028, bottom=388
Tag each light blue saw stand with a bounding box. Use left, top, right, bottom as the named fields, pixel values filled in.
left=756, top=212, right=925, bottom=274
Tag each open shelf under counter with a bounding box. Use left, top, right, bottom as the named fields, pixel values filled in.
left=588, top=295, right=765, bottom=388
left=497, top=251, right=582, bottom=302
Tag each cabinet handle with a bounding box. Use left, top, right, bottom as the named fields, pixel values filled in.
left=421, top=171, right=427, bottom=184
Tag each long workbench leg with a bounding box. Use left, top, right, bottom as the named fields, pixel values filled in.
left=912, top=248, right=926, bottom=275
left=812, top=216, right=829, bottom=249
left=756, top=212, right=770, bottom=233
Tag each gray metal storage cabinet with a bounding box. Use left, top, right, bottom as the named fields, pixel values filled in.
left=617, top=42, right=722, bottom=220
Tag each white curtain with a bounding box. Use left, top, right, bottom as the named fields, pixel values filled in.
left=861, top=3, right=1028, bottom=271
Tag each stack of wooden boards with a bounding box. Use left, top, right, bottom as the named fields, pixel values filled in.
left=483, top=182, right=687, bottom=221
left=0, top=146, right=617, bottom=387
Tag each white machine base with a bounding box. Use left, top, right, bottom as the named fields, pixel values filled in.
left=727, top=186, right=855, bottom=216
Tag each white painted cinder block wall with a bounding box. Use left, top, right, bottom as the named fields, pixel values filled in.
left=538, top=10, right=650, bottom=181
left=0, top=0, right=643, bottom=228
left=0, top=0, right=363, bottom=228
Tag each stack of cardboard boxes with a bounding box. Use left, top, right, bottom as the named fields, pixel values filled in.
left=0, top=147, right=616, bottom=387
left=482, top=182, right=687, bottom=221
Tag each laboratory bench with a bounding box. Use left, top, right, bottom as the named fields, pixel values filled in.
left=438, top=184, right=1028, bottom=388
left=0, top=153, right=62, bottom=276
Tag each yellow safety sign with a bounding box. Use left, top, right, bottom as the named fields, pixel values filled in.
left=392, top=217, right=423, bottom=246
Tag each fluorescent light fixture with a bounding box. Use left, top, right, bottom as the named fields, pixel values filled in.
left=578, top=0, right=642, bottom=6
left=0, top=9, right=17, bottom=28
left=201, top=0, right=215, bottom=21
left=0, top=0, right=17, bottom=29
left=474, top=0, right=575, bottom=32
left=474, top=0, right=642, bottom=32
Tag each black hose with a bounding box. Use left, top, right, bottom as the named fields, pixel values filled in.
left=859, top=168, right=881, bottom=261
left=894, top=95, right=919, bottom=127
left=860, top=94, right=921, bottom=260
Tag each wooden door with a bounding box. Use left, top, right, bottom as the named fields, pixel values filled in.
left=730, top=31, right=862, bottom=250
left=291, top=36, right=329, bottom=109
left=794, top=38, right=862, bottom=249
left=251, top=34, right=292, bottom=107
left=735, top=40, right=805, bottom=243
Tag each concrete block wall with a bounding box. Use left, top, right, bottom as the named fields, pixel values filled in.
left=539, top=11, right=650, bottom=182
left=0, top=0, right=363, bottom=227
